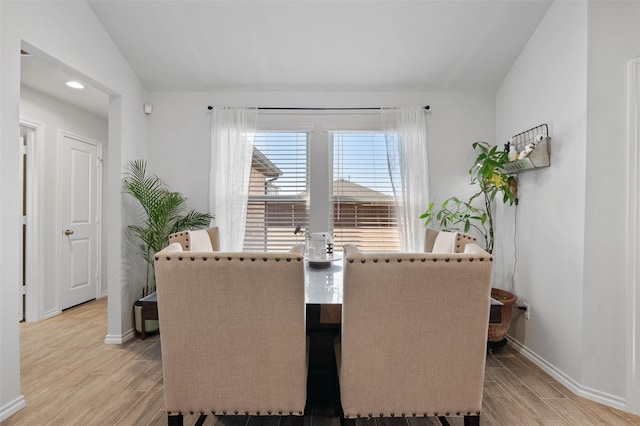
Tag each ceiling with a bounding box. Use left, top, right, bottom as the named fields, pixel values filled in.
left=21, top=1, right=554, bottom=116
left=21, top=51, right=109, bottom=117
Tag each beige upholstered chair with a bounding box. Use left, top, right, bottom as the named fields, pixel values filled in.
left=336, top=244, right=493, bottom=426
left=425, top=227, right=478, bottom=253
left=168, top=226, right=220, bottom=251
left=154, top=243, right=307, bottom=426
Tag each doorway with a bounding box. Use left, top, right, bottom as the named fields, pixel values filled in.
left=20, top=45, right=109, bottom=320
left=19, top=121, right=43, bottom=323
left=628, top=57, right=640, bottom=414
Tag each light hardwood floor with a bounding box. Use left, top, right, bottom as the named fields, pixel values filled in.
left=3, top=297, right=640, bottom=426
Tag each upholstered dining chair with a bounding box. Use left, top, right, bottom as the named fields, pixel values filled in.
left=336, top=244, right=493, bottom=426
left=168, top=226, right=220, bottom=251
left=154, top=243, right=307, bottom=426
left=424, top=227, right=478, bottom=253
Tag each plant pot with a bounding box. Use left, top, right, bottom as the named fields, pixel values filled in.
left=488, top=288, right=517, bottom=343
left=134, top=304, right=159, bottom=334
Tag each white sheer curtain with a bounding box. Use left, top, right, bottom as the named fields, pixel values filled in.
left=382, top=107, right=429, bottom=252
left=209, top=107, right=258, bottom=251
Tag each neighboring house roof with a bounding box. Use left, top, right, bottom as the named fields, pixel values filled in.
left=252, top=147, right=281, bottom=178
left=332, top=179, right=393, bottom=203
left=292, top=179, right=392, bottom=203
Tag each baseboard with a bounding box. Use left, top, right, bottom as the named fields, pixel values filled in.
left=43, top=308, right=60, bottom=320
left=104, top=328, right=135, bottom=345
left=0, top=395, right=26, bottom=422
left=508, top=336, right=629, bottom=412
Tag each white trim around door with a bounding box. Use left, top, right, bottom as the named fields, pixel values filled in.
left=19, top=119, right=45, bottom=323
left=627, top=58, right=640, bottom=415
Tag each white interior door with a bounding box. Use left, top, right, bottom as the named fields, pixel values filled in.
left=61, top=134, right=101, bottom=310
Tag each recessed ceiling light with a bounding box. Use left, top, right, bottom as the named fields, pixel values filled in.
left=66, top=81, right=84, bottom=89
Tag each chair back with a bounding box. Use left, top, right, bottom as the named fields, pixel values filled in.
left=338, top=244, right=492, bottom=418
left=168, top=227, right=220, bottom=251
left=425, top=227, right=477, bottom=253
left=154, top=243, right=307, bottom=416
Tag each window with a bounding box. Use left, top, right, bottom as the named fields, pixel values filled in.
left=243, top=132, right=309, bottom=252
left=331, top=132, right=400, bottom=251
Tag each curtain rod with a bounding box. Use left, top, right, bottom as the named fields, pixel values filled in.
left=206, top=105, right=430, bottom=111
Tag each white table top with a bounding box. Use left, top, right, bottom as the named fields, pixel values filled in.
left=304, top=259, right=343, bottom=305
left=304, top=257, right=501, bottom=308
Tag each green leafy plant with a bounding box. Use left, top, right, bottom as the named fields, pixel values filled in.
left=420, top=142, right=517, bottom=253
left=123, top=159, right=213, bottom=295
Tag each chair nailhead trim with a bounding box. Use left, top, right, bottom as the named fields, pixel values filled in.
left=412, top=413, right=417, bottom=417
left=189, top=411, right=194, bottom=415
left=234, top=410, right=239, bottom=415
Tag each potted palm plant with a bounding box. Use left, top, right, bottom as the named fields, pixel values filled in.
left=421, top=142, right=518, bottom=350
left=123, top=159, right=213, bottom=334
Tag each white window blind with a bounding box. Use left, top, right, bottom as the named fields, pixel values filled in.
left=331, top=132, right=400, bottom=252
left=243, top=132, right=309, bottom=252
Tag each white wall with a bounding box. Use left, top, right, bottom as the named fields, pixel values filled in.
left=583, top=0, right=640, bottom=409
left=20, top=86, right=108, bottom=316
left=147, top=90, right=496, bottom=224
left=497, top=0, right=640, bottom=412
left=1, top=1, right=148, bottom=421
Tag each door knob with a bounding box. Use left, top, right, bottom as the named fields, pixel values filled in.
left=64, top=229, right=74, bottom=236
